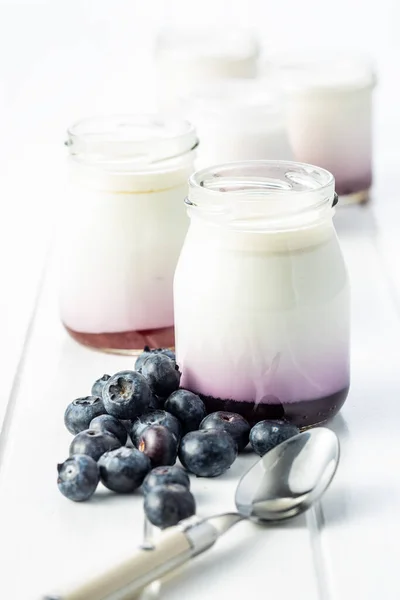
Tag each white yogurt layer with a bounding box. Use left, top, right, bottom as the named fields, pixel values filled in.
left=175, top=218, right=350, bottom=404
left=60, top=173, right=189, bottom=334
left=265, top=53, right=376, bottom=197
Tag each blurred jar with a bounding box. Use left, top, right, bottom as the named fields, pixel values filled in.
left=265, top=52, right=376, bottom=204
left=155, top=28, right=260, bottom=115
left=61, top=115, right=197, bottom=354
left=181, top=80, right=293, bottom=169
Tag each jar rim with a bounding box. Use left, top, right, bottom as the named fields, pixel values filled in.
left=187, top=161, right=335, bottom=228
left=190, top=160, right=334, bottom=195
left=265, top=50, right=376, bottom=92
left=66, top=115, right=198, bottom=170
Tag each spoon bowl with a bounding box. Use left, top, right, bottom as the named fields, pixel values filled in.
left=235, top=427, right=340, bottom=521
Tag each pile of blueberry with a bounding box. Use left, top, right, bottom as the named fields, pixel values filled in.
left=58, top=347, right=299, bottom=529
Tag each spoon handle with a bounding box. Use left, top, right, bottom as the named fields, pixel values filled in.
left=43, top=516, right=220, bottom=600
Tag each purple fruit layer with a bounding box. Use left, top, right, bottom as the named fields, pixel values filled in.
left=179, top=359, right=350, bottom=406
left=198, top=387, right=349, bottom=427
left=65, top=325, right=174, bottom=352
left=334, top=172, right=372, bottom=197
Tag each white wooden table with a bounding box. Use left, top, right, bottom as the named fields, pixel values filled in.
left=1, top=2, right=400, bottom=599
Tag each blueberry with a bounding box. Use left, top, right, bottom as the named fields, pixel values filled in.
left=98, top=447, right=151, bottom=493
left=144, top=484, right=195, bottom=529
left=164, top=390, right=206, bottom=434
left=57, top=455, right=99, bottom=501
left=179, top=430, right=237, bottom=477
left=91, top=374, right=111, bottom=397
left=103, top=370, right=151, bottom=420
left=64, top=396, right=106, bottom=435
left=69, top=429, right=121, bottom=461
left=142, top=466, right=190, bottom=495
left=249, top=420, right=300, bottom=456
left=200, top=411, right=250, bottom=452
left=135, top=346, right=176, bottom=372
left=138, top=425, right=178, bottom=467
left=156, top=348, right=176, bottom=361
left=139, top=354, right=181, bottom=398
left=90, top=414, right=128, bottom=445
left=135, top=348, right=152, bottom=372
left=149, top=393, right=165, bottom=411
left=130, top=410, right=181, bottom=447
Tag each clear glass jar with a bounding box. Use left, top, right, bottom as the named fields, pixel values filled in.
left=60, top=115, right=197, bottom=354
left=181, top=80, right=293, bottom=169
left=265, top=52, right=376, bottom=204
left=155, top=28, right=260, bottom=115
left=174, top=161, right=350, bottom=427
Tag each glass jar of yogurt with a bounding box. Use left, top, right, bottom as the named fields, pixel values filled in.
left=266, top=53, right=376, bottom=204
left=60, top=115, right=197, bottom=354
left=181, top=80, right=293, bottom=169
left=174, top=161, right=350, bottom=427
left=155, top=28, right=259, bottom=115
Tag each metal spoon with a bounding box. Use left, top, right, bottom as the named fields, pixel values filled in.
left=44, top=427, right=339, bottom=600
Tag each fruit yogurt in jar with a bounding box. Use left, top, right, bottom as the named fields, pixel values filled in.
left=266, top=52, right=376, bottom=204
left=60, top=116, right=197, bottom=353
left=155, top=28, right=260, bottom=115
left=181, top=80, right=293, bottom=169
left=174, top=161, right=350, bottom=427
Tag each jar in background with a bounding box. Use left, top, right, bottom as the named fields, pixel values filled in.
left=174, top=161, right=350, bottom=427
left=266, top=53, right=376, bottom=204
left=155, top=28, right=260, bottom=115
left=61, top=116, right=197, bottom=354
left=182, top=80, right=293, bottom=169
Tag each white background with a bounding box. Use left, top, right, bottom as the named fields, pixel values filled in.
left=1, top=2, right=400, bottom=599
